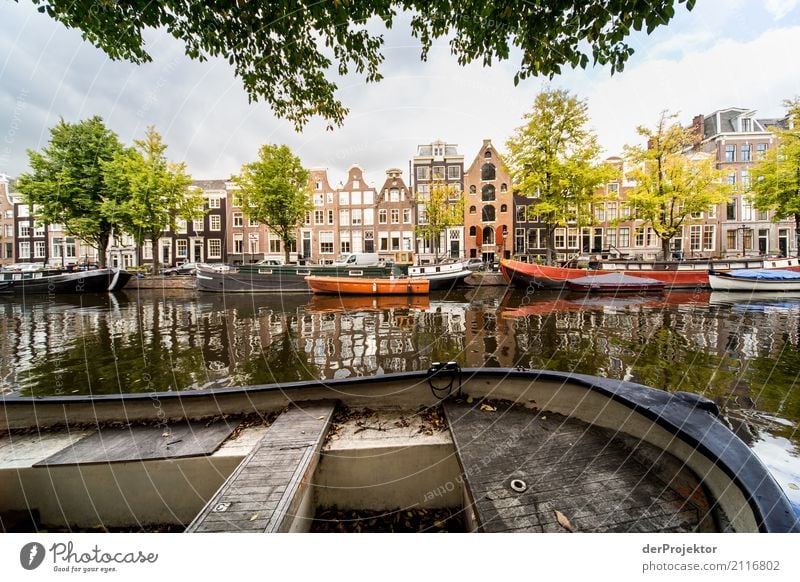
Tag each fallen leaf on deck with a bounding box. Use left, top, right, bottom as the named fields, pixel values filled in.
left=317, top=416, right=325, bottom=420
left=249, top=513, right=259, bottom=521
left=480, top=403, right=497, bottom=412
left=466, top=395, right=474, bottom=404
left=789, top=483, right=799, bottom=490
left=555, top=510, right=573, bottom=532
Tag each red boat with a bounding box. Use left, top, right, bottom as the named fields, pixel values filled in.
left=500, top=257, right=800, bottom=290
left=304, top=275, right=430, bottom=295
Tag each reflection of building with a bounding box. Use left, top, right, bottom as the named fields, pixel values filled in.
left=411, top=140, right=464, bottom=263
left=464, top=139, right=513, bottom=263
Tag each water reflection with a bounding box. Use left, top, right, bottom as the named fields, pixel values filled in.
left=1, top=287, right=798, bottom=508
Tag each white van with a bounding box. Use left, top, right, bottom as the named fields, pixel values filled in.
left=332, top=253, right=380, bottom=267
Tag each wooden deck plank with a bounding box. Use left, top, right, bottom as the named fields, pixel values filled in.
left=33, top=420, right=238, bottom=466
left=186, top=401, right=336, bottom=533
left=444, top=400, right=715, bottom=533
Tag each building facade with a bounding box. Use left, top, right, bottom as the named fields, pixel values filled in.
left=0, top=174, right=15, bottom=266
left=375, top=168, right=414, bottom=262
left=464, top=139, right=514, bottom=263
left=410, top=140, right=464, bottom=263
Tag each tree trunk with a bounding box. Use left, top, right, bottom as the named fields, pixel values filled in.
left=97, top=232, right=110, bottom=268
left=283, top=234, right=291, bottom=264
left=151, top=238, right=159, bottom=274
left=662, top=237, right=672, bottom=261
left=546, top=224, right=556, bottom=265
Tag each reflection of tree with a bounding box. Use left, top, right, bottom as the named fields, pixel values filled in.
left=411, top=309, right=467, bottom=367
left=232, top=318, right=318, bottom=385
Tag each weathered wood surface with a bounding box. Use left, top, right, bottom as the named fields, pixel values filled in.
left=444, top=400, right=716, bottom=533
left=34, top=420, right=237, bottom=466
left=186, top=401, right=336, bottom=533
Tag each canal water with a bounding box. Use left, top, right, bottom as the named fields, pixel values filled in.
left=1, top=287, right=799, bottom=513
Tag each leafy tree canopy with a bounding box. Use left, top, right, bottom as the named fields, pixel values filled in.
left=505, top=88, right=616, bottom=263
left=102, top=126, right=200, bottom=270
left=25, top=0, right=695, bottom=128
left=623, top=111, right=730, bottom=259
left=15, top=115, right=123, bottom=265
left=233, top=144, right=312, bottom=263
left=751, top=98, right=800, bottom=254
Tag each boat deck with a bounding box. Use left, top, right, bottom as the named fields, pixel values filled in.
left=186, top=402, right=336, bottom=533
left=443, top=400, right=719, bottom=532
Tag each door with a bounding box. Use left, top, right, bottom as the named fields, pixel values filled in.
left=193, top=239, right=204, bottom=263
left=758, top=229, right=769, bottom=255
left=592, top=228, right=603, bottom=252
left=779, top=229, right=789, bottom=257
left=581, top=228, right=591, bottom=253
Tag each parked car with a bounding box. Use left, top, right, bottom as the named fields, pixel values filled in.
left=464, top=258, right=486, bottom=271
left=162, top=262, right=208, bottom=276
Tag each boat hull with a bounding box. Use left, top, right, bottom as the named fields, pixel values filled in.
left=196, top=264, right=396, bottom=293
left=1, top=369, right=797, bottom=532
left=305, top=275, right=429, bottom=295
left=709, top=274, right=800, bottom=291
left=0, top=268, right=131, bottom=294
left=408, top=262, right=472, bottom=291
left=501, top=258, right=800, bottom=290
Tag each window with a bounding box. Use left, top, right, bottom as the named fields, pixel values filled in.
left=594, top=204, right=605, bottom=222
left=724, top=145, right=735, bottom=163
left=234, top=234, right=243, bottom=253
left=319, top=232, right=334, bottom=254
left=432, top=166, right=445, bottom=180
left=340, top=234, right=351, bottom=253
left=758, top=209, right=769, bottom=221
left=313, top=193, right=324, bottom=206
left=233, top=212, right=243, bottom=227
left=389, top=188, right=400, bottom=202
left=416, top=184, right=430, bottom=199
left=484, top=150, right=491, bottom=159
left=305, top=211, right=311, bottom=225
left=635, top=229, right=645, bottom=247
left=756, top=143, right=768, bottom=160
left=481, top=185, right=495, bottom=202
left=34, top=240, right=46, bottom=258
left=351, top=209, right=362, bottom=225
left=567, top=228, right=578, bottom=249
left=500, top=204, right=507, bottom=213
left=339, top=192, right=349, bottom=206
left=340, top=209, right=350, bottom=226
left=707, top=205, right=717, bottom=219
left=364, top=230, right=374, bottom=252
left=607, top=202, right=618, bottom=221
left=741, top=118, right=752, bottom=132
left=416, top=166, right=430, bottom=181
left=469, top=205, right=476, bottom=214
left=33, top=222, right=45, bottom=237
left=315, top=180, right=322, bottom=190
left=726, top=200, right=736, bottom=220
left=500, top=183, right=508, bottom=192
left=481, top=205, right=495, bottom=222
left=482, top=228, right=494, bottom=245
left=18, top=221, right=30, bottom=238
left=743, top=228, right=753, bottom=250
left=403, top=209, right=411, bottom=224
left=314, top=210, right=324, bottom=225
left=469, top=226, right=477, bottom=237
left=447, top=166, right=460, bottom=180
left=248, top=217, right=259, bottom=227
left=515, top=228, right=525, bottom=252
left=647, top=227, right=658, bottom=247
left=18, top=241, right=30, bottom=258
left=378, top=209, right=387, bottom=224
left=690, top=225, right=702, bottom=251
left=741, top=144, right=751, bottom=162
left=379, top=233, right=389, bottom=251
left=177, top=240, right=188, bottom=257
left=742, top=197, right=753, bottom=220
left=516, top=206, right=526, bottom=222
left=726, top=230, right=737, bottom=250
left=418, top=208, right=428, bottom=225
left=142, top=242, right=152, bottom=260
left=391, top=209, right=400, bottom=224
left=208, top=239, right=222, bottom=258
left=741, top=170, right=750, bottom=191
left=703, top=225, right=715, bottom=251
left=328, top=209, right=334, bottom=224
left=727, top=172, right=736, bottom=188
left=555, top=228, right=566, bottom=248
left=607, top=228, right=617, bottom=248
left=175, top=219, right=187, bottom=234
left=326, top=192, right=334, bottom=204
left=353, top=180, right=360, bottom=189
left=351, top=191, right=362, bottom=205
left=481, top=163, right=496, bottom=181
left=364, top=191, right=374, bottom=205
left=4, top=224, right=11, bottom=237
left=210, top=215, right=221, bottom=231
left=619, top=228, right=630, bottom=247
left=51, top=237, right=63, bottom=258
left=391, top=234, right=400, bottom=251
left=207, top=197, right=220, bottom=209
left=364, top=209, right=374, bottom=225
left=469, top=185, right=476, bottom=195
left=193, top=219, right=204, bottom=232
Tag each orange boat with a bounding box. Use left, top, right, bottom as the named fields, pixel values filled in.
left=304, top=275, right=430, bottom=295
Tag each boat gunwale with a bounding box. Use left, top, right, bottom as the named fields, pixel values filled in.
left=2, top=367, right=797, bottom=533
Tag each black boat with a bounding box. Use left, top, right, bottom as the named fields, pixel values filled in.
left=0, top=267, right=132, bottom=294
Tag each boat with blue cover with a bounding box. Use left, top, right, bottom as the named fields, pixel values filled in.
left=708, top=269, right=800, bottom=292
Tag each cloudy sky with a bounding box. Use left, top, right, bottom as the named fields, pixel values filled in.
left=1, top=1, right=799, bottom=187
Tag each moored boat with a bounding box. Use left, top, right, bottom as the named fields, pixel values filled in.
left=408, top=261, right=472, bottom=291
left=565, top=272, right=665, bottom=294
left=708, top=269, right=800, bottom=292
left=501, top=256, right=800, bottom=290
left=1, top=367, right=797, bottom=532
left=0, top=267, right=132, bottom=295
left=305, top=275, right=429, bottom=295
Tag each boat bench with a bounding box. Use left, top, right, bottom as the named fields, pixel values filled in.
left=185, top=401, right=336, bottom=533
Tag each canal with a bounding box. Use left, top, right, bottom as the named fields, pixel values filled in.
left=1, top=287, right=799, bottom=513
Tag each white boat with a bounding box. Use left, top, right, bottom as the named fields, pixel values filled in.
left=708, top=269, right=800, bottom=292
left=408, top=261, right=472, bottom=291
left=1, top=367, right=798, bottom=533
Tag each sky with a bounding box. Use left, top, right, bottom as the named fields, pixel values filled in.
left=1, top=0, right=800, bottom=187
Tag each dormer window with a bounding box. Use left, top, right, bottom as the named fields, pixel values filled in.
left=741, top=118, right=752, bottom=132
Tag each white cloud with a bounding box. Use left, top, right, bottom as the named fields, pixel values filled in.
left=764, top=0, right=799, bottom=20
